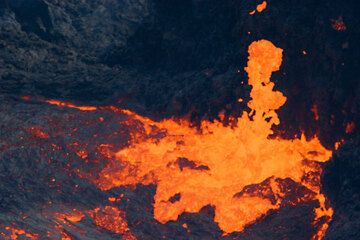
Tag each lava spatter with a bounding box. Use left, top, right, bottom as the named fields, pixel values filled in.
left=53, top=206, right=136, bottom=240
left=0, top=227, right=38, bottom=240
left=249, top=1, right=267, bottom=15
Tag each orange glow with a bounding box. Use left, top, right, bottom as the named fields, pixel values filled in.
left=334, top=140, right=344, bottom=150
left=2, top=227, right=38, bottom=240
left=53, top=225, right=73, bottom=240
left=90, top=206, right=137, bottom=240
left=76, top=149, right=88, bottom=159
left=312, top=194, right=334, bottom=240
left=55, top=210, right=85, bottom=223
left=249, top=1, right=267, bottom=15
left=20, top=96, right=31, bottom=101
left=331, top=17, right=346, bottom=31
left=46, top=100, right=97, bottom=111
left=54, top=206, right=136, bottom=239
left=311, top=104, right=320, bottom=121
left=345, top=121, right=355, bottom=133
left=27, top=126, right=50, bottom=139
left=91, top=40, right=334, bottom=237
left=256, top=1, right=267, bottom=12
left=60, top=232, right=72, bottom=240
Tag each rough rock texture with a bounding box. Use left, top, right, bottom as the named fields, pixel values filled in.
left=323, top=138, right=360, bottom=240
left=0, top=0, right=359, bottom=239
left=0, top=0, right=151, bottom=102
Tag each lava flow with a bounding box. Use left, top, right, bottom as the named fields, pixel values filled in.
left=91, top=40, right=333, bottom=237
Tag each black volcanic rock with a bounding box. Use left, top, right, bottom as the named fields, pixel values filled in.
left=0, top=0, right=152, bottom=103
left=225, top=202, right=317, bottom=240
left=323, top=138, right=360, bottom=240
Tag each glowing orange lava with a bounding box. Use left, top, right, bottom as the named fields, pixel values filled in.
left=46, top=100, right=97, bottom=111
left=1, top=227, right=38, bottom=240
left=91, top=206, right=137, bottom=240
left=90, top=40, right=334, bottom=237
left=27, top=126, right=50, bottom=139
left=54, top=206, right=136, bottom=240
left=256, top=1, right=267, bottom=12
left=311, top=104, right=320, bottom=121
left=345, top=121, right=355, bottom=134
left=249, top=1, right=267, bottom=15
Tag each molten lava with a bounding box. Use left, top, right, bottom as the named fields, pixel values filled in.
left=1, top=227, right=38, bottom=240
left=46, top=100, right=97, bottom=111
left=249, top=1, right=267, bottom=15
left=92, top=40, right=333, bottom=237
left=53, top=206, right=136, bottom=240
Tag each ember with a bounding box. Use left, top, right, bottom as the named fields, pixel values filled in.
left=249, top=1, right=267, bottom=15
left=331, top=17, right=347, bottom=31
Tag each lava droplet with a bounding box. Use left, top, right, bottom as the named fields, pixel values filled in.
left=249, top=1, right=267, bottom=15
